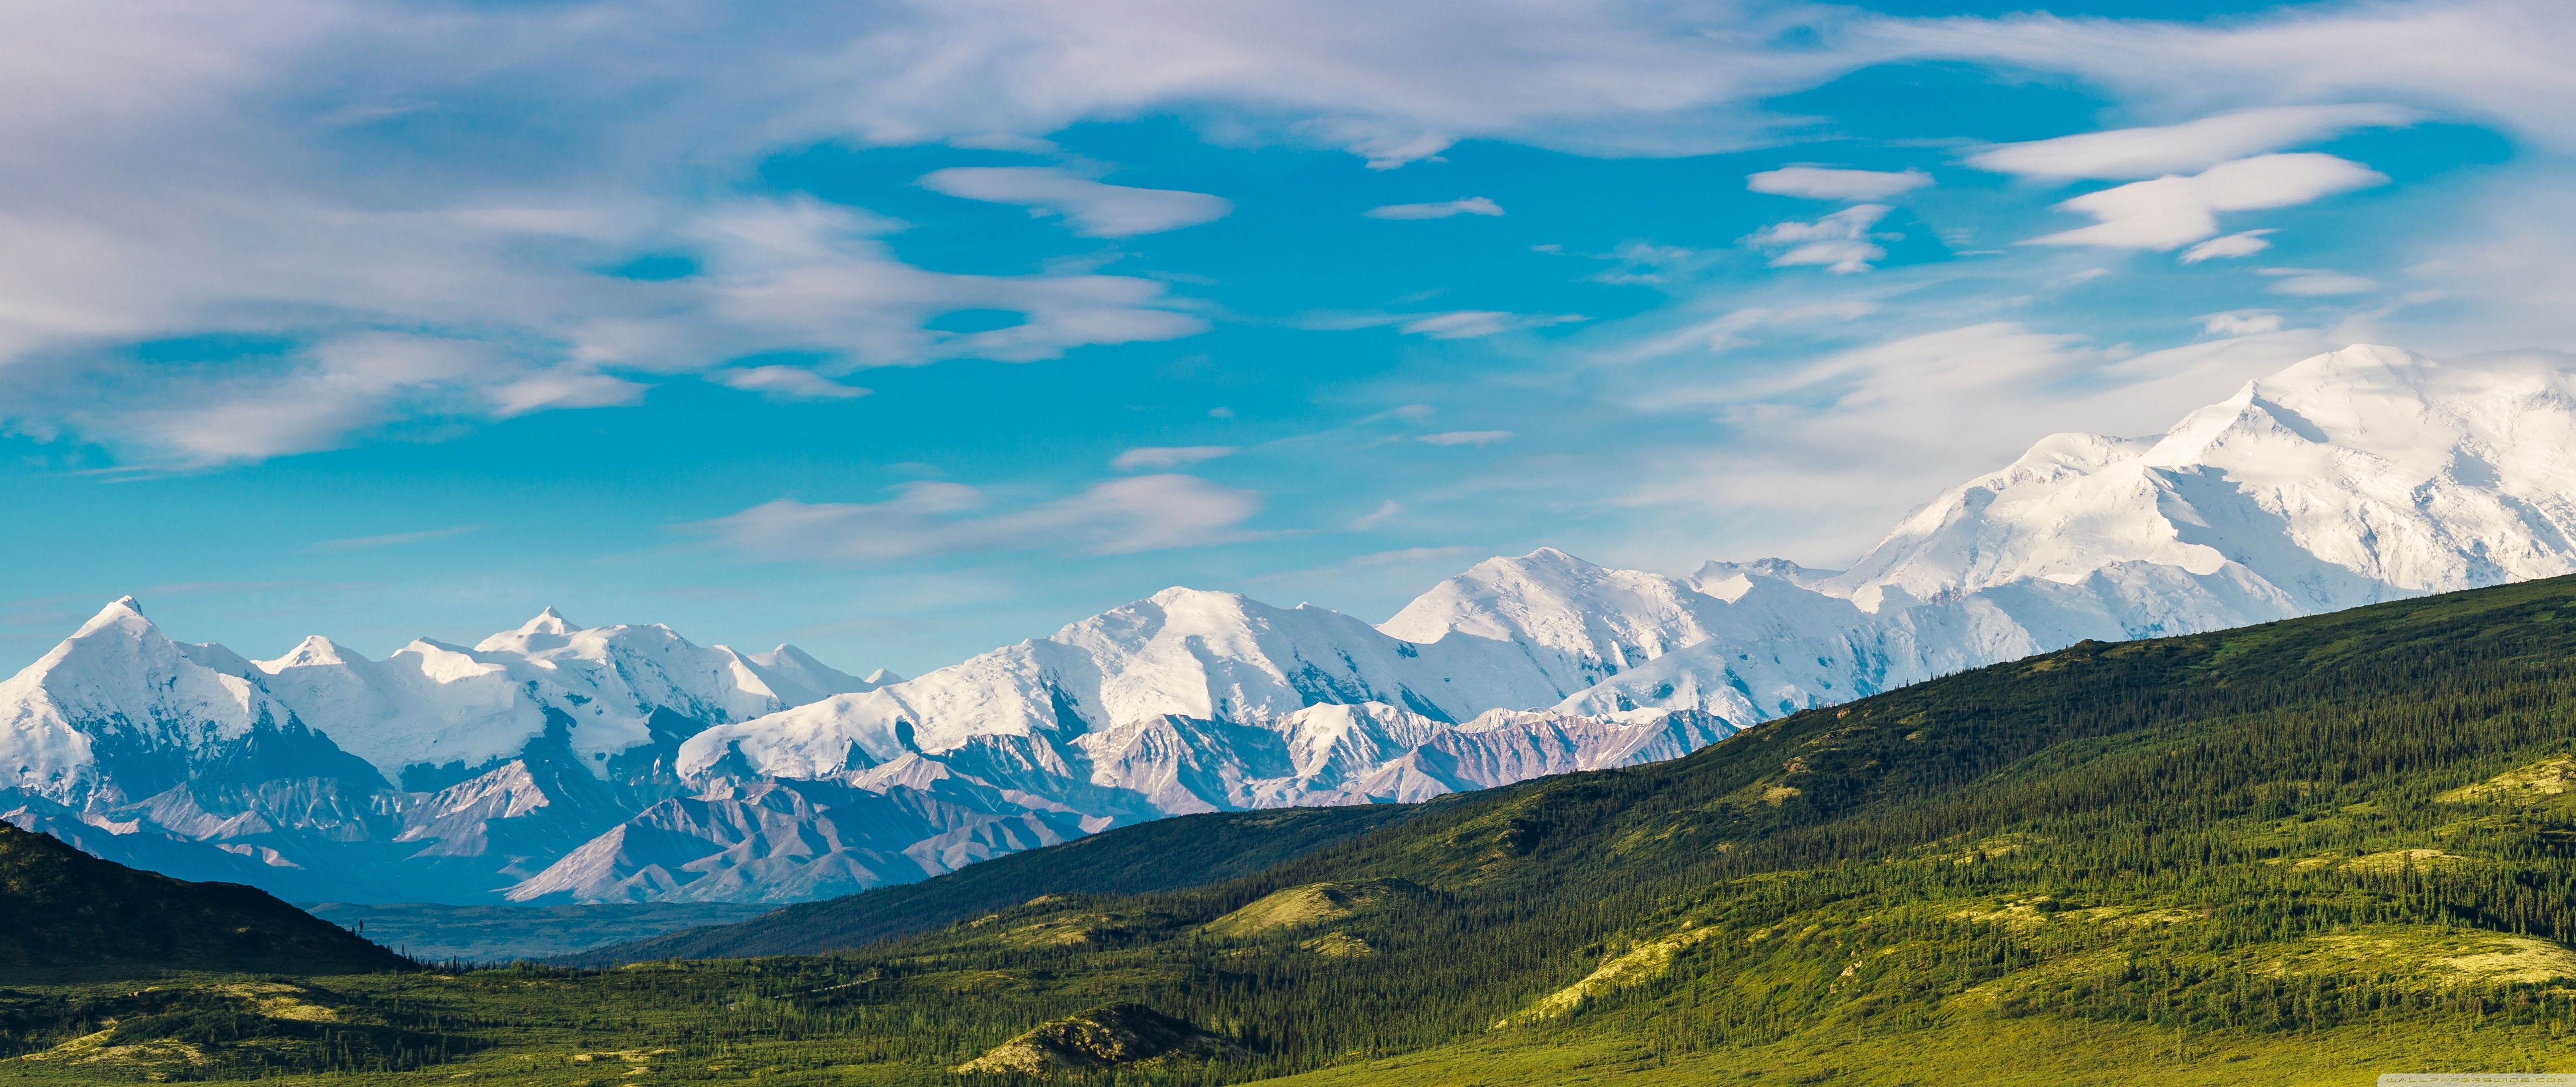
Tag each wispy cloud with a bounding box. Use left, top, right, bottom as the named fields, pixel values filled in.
left=1418, top=430, right=1512, bottom=446
left=1606, top=300, right=1881, bottom=360
left=691, top=475, right=1261, bottom=562
left=2179, top=229, right=2276, bottom=264
left=308, top=524, right=489, bottom=554
left=714, top=366, right=872, bottom=401
left=917, top=167, right=1232, bottom=237
left=2260, top=267, right=2379, bottom=296
left=2203, top=311, right=2284, bottom=336
left=1364, top=197, right=1504, bottom=220
left=1397, top=312, right=1584, bottom=340
left=1112, top=445, right=1236, bottom=471
left=1747, top=167, right=1930, bottom=201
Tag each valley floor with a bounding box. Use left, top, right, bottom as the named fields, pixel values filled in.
left=4, top=968, right=2573, bottom=1087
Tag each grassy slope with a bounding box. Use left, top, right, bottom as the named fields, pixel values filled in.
left=0, top=822, right=407, bottom=983
left=569, top=804, right=1426, bottom=964
left=24, top=576, right=2576, bottom=1082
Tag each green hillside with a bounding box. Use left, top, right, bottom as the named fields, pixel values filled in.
left=22, top=575, right=2576, bottom=1083
left=570, top=803, right=1423, bottom=964
left=0, top=821, right=407, bottom=984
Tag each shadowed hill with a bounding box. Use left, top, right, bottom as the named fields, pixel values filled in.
left=0, top=821, right=408, bottom=982
left=562, top=803, right=1424, bottom=964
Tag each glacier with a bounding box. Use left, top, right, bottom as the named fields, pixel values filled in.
left=8, top=344, right=2576, bottom=903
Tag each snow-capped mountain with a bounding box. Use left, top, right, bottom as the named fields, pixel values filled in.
left=1834, top=344, right=2576, bottom=617
left=0, top=597, right=349, bottom=808
left=248, top=608, right=881, bottom=787
left=0, top=602, right=886, bottom=900
left=11, top=344, right=2576, bottom=906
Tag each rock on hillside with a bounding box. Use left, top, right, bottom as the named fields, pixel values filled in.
left=954, top=1003, right=1244, bottom=1075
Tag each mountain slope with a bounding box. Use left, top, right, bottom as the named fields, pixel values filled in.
left=620, top=571, right=2576, bottom=1079
left=0, top=820, right=406, bottom=981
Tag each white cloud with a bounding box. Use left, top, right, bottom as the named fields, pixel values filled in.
left=2027, top=154, right=2385, bottom=251
left=1418, top=430, right=1512, bottom=446
left=1746, top=167, right=1931, bottom=201
left=2179, top=229, right=2276, bottom=264
left=1966, top=105, right=2417, bottom=180
left=1349, top=499, right=1401, bottom=529
left=1364, top=197, right=1504, bottom=220
left=693, top=474, right=1261, bottom=561
left=916, top=167, right=1232, bottom=237
left=2260, top=268, right=2379, bottom=296
left=1397, top=312, right=1584, bottom=339
left=714, top=365, right=872, bottom=401
left=1112, top=445, right=1236, bottom=470
left=1871, top=3, right=2576, bottom=151
left=1746, top=205, right=1893, bottom=273
left=0, top=0, right=2559, bottom=470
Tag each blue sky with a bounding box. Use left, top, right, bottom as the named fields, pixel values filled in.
left=1, top=0, right=2569, bottom=677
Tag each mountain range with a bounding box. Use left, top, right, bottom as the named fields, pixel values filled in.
left=7, top=343, right=2575, bottom=905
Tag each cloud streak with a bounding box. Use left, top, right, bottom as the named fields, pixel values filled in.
left=693, top=474, right=1262, bottom=562
left=1364, top=197, right=1504, bottom=219
left=308, top=524, right=489, bottom=553
left=917, top=167, right=1233, bottom=236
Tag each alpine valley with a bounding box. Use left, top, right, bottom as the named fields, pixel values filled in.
left=10, top=344, right=2576, bottom=908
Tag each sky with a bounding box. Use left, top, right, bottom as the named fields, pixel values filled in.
left=0, top=0, right=2570, bottom=678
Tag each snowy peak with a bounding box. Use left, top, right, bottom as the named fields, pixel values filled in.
left=73, top=596, right=150, bottom=638
left=476, top=607, right=581, bottom=653
left=1380, top=547, right=1721, bottom=689
left=738, top=644, right=878, bottom=708
left=256, top=635, right=360, bottom=672
left=0, top=598, right=297, bottom=805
